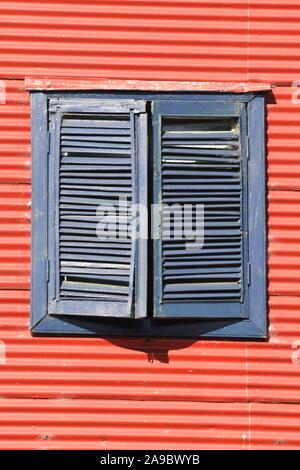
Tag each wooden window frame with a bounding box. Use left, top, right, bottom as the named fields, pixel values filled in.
left=30, top=91, right=267, bottom=339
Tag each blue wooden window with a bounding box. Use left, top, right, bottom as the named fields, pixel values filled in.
left=30, top=92, right=266, bottom=339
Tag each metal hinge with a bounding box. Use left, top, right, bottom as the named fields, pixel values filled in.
left=246, top=135, right=250, bottom=160
left=46, top=258, right=50, bottom=282
left=47, top=131, right=51, bottom=155
left=247, top=262, right=251, bottom=286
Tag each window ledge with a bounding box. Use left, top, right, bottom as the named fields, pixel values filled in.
left=25, top=78, right=271, bottom=93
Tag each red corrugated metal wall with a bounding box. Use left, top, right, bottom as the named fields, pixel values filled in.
left=0, top=0, right=300, bottom=450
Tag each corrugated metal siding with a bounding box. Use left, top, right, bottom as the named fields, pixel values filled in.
left=251, top=403, right=300, bottom=450
left=0, top=80, right=30, bottom=184
left=248, top=342, right=300, bottom=403
left=269, top=296, right=300, bottom=340
left=267, top=87, right=300, bottom=190
left=0, top=0, right=300, bottom=450
left=0, top=399, right=250, bottom=450
left=269, top=190, right=300, bottom=295
left=1, top=0, right=300, bottom=84
left=249, top=0, right=300, bottom=83
left=1, top=399, right=300, bottom=450
left=0, top=185, right=30, bottom=289
left=0, top=0, right=248, bottom=81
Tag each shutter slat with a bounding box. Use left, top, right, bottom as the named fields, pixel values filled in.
left=163, top=171, right=240, bottom=177
left=61, top=135, right=130, bottom=143
left=164, top=283, right=241, bottom=293
left=164, top=140, right=239, bottom=147
left=60, top=254, right=130, bottom=263
left=163, top=162, right=240, bottom=168
left=60, top=173, right=132, bottom=179
left=60, top=189, right=131, bottom=197
left=60, top=180, right=131, bottom=186
left=164, top=248, right=241, bottom=256
left=62, top=118, right=130, bottom=129
left=60, top=266, right=129, bottom=276
left=61, top=141, right=131, bottom=149
left=164, top=273, right=241, bottom=281
left=162, top=197, right=240, bottom=203
left=61, top=156, right=131, bottom=164
left=60, top=196, right=130, bottom=205
left=164, top=267, right=241, bottom=275
left=61, top=260, right=130, bottom=269
left=60, top=241, right=131, bottom=248
left=163, top=131, right=238, bottom=140
left=163, top=184, right=241, bottom=191
left=61, top=246, right=131, bottom=256
left=60, top=234, right=131, bottom=243
left=163, top=258, right=241, bottom=266
left=60, top=281, right=129, bottom=294
left=61, top=147, right=131, bottom=155
left=162, top=156, right=239, bottom=163
left=61, top=128, right=130, bottom=136
left=163, top=292, right=240, bottom=300
left=162, top=147, right=240, bottom=157
left=60, top=165, right=130, bottom=171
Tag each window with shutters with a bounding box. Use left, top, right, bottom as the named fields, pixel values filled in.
left=30, top=92, right=266, bottom=339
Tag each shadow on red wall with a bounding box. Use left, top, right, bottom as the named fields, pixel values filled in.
left=105, top=338, right=198, bottom=363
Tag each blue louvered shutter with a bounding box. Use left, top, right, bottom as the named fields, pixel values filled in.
left=47, top=100, right=148, bottom=318
left=153, top=100, right=250, bottom=319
